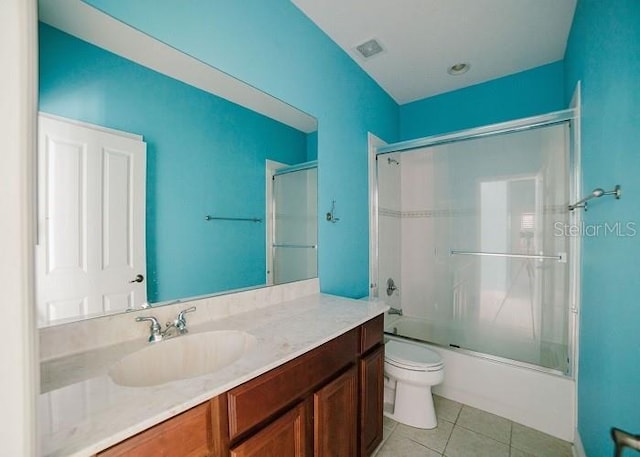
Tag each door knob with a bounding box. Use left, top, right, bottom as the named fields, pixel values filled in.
left=130, top=274, right=144, bottom=283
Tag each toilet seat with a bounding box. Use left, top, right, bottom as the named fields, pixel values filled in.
left=385, top=340, right=444, bottom=371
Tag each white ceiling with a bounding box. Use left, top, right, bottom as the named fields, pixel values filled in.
left=292, top=0, right=577, bottom=104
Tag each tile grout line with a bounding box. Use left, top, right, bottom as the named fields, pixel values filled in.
left=440, top=405, right=463, bottom=456
left=454, top=421, right=511, bottom=446
left=510, top=421, right=513, bottom=446
left=454, top=404, right=463, bottom=423
left=509, top=420, right=514, bottom=455
left=402, top=418, right=454, bottom=455
left=407, top=437, right=445, bottom=456
left=441, top=415, right=458, bottom=456
left=438, top=401, right=462, bottom=456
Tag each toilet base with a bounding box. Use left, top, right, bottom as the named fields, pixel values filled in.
left=385, top=381, right=437, bottom=429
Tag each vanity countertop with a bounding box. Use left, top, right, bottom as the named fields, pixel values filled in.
left=39, top=293, right=387, bottom=457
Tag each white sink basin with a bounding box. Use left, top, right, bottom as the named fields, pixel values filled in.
left=109, top=330, right=257, bottom=387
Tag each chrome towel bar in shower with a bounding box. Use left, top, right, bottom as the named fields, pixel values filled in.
left=204, top=215, right=262, bottom=222
left=450, top=250, right=565, bottom=262
left=272, top=243, right=317, bottom=249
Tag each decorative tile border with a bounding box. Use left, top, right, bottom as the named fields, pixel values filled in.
left=378, top=207, right=402, bottom=218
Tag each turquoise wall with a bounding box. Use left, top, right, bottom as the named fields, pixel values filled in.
left=564, top=1, right=640, bottom=455
left=400, top=61, right=565, bottom=139
left=84, top=0, right=400, bottom=298
left=39, top=23, right=309, bottom=302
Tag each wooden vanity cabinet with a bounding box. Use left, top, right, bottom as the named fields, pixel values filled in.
left=96, top=315, right=384, bottom=457
left=358, top=315, right=385, bottom=457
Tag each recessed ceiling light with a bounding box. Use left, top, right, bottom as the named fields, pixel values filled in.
left=356, top=38, right=384, bottom=59
left=447, top=63, right=470, bottom=76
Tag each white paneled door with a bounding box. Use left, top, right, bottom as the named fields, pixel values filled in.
left=36, top=114, right=147, bottom=325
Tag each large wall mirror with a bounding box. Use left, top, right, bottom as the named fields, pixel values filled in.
left=36, top=0, right=318, bottom=327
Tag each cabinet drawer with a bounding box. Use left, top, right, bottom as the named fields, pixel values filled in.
left=97, top=401, right=212, bottom=457
left=227, top=328, right=358, bottom=441
left=360, top=315, right=384, bottom=355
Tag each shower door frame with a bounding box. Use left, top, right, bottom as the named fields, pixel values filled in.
left=368, top=108, right=582, bottom=378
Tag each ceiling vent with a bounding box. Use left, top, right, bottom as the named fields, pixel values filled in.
left=355, top=38, right=384, bottom=59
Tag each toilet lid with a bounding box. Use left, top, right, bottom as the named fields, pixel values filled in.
left=386, top=340, right=443, bottom=369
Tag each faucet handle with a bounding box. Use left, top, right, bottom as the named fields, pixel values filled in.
left=135, top=315, right=163, bottom=342
left=177, top=306, right=196, bottom=321
left=175, top=306, right=196, bottom=333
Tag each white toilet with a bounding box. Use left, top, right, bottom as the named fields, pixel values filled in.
left=384, top=339, right=444, bottom=429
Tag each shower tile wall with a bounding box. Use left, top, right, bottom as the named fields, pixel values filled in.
left=379, top=149, right=468, bottom=321
left=400, top=151, right=436, bottom=320
left=396, top=147, right=461, bottom=322
left=377, top=155, right=401, bottom=310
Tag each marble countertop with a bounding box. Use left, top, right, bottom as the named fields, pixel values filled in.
left=39, top=293, right=387, bottom=457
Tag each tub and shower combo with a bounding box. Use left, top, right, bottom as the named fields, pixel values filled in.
left=370, top=109, right=584, bottom=441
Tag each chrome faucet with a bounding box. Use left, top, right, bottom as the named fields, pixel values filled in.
left=388, top=307, right=403, bottom=316
left=165, top=306, right=197, bottom=336
left=135, top=316, right=163, bottom=342
left=135, top=306, right=197, bottom=342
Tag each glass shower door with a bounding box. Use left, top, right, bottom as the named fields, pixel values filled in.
left=272, top=166, right=317, bottom=284
left=377, top=122, right=572, bottom=373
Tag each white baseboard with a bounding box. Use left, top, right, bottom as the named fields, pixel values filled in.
left=573, top=429, right=587, bottom=457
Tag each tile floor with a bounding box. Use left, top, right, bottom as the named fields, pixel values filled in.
left=373, top=396, right=573, bottom=457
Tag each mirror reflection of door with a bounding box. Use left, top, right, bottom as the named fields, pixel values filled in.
left=36, top=114, right=147, bottom=325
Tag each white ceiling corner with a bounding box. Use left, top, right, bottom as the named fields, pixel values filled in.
left=292, top=0, right=577, bottom=104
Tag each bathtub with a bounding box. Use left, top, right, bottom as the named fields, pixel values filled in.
left=383, top=315, right=575, bottom=442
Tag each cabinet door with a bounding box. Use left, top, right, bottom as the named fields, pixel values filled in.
left=360, top=345, right=384, bottom=457
left=314, top=366, right=357, bottom=457
left=230, top=403, right=306, bottom=457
